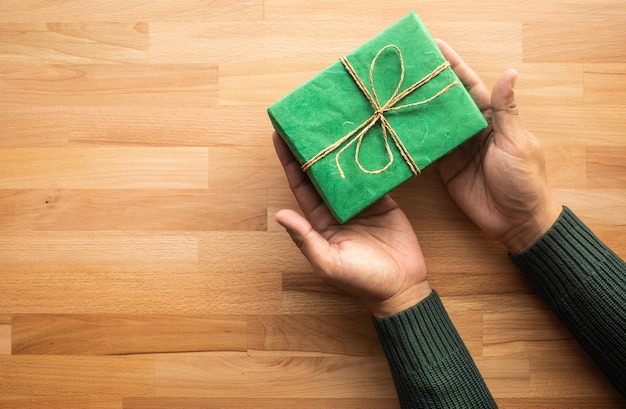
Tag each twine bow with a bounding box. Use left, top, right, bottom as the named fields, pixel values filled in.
left=301, top=44, right=458, bottom=178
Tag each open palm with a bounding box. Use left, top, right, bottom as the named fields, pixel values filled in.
left=272, top=132, right=430, bottom=317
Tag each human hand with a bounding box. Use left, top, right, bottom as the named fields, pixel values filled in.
left=272, top=132, right=430, bottom=317
left=436, top=40, right=562, bottom=254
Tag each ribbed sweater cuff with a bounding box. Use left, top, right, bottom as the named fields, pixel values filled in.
left=373, top=291, right=496, bottom=408
left=510, top=206, right=626, bottom=396
left=373, top=291, right=467, bottom=374
left=509, top=206, right=626, bottom=305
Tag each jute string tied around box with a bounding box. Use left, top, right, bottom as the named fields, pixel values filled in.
left=301, top=44, right=458, bottom=179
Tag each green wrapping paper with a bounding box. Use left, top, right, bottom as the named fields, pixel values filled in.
left=268, top=11, right=488, bottom=223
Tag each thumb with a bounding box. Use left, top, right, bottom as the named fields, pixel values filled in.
left=275, top=209, right=332, bottom=270
left=491, top=69, right=525, bottom=144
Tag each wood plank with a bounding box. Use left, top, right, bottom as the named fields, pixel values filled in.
left=67, top=106, right=272, bottom=147
left=0, top=396, right=122, bottom=409
left=0, top=324, right=10, bottom=355
left=0, top=189, right=267, bottom=231
left=586, top=147, right=626, bottom=188
left=496, top=397, right=626, bottom=409
left=219, top=60, right=329, bottom=106
left=0, top=232, right=198, bottom=274
left=0, top=232, right=304, bottom=315
left=264, top=0, right=624, bottom=24
left=554, top=189, right=626, bottom=232
left=523, top=17, right=626, bottom=63
left=208, top=146, right=284, bottom=190
left=523, top=105, right=626, bottom=146
left=0, top=355, right=154, bottom=396
left=584, top=64, right=626, bottom=106
left=1, top=108, right=69, bottom=147
left=150, top=21, right=521, bottom=66
left=442, top=294, right=548, bottom=315
left=122, top=397, right=399, bottom=409
left=0, top=147, right=209, bottom=189
left=12, top=315, right=247, bottom=355
left=154, top=354, right=396, bottom=398
left=0, top=233, right=201, bottom=314
left=494, top=338, right=620, bottom=395
left=0, top=1, right=264, bottom=22
left=483, top=311, right=573, bottom=357
left=418, top=231, right=514, bottom=274
left=247, top=314, right=380, bottom=356
left=0, top=22, right=148, bottom=64
left=515, top=63, right=583, bottom=107
left=199, top=232, right=306, bottom=275
left=478, top=357, right=530, bottom=398
left=426, top=22, right=521, bottom=67
left=529, top=342, right=622, bottom=398
left=197, top=232, right=287, bottom=314
left=448, top=312, right=484, bottom=357
left=0, top=267, right=277, bottom=315
left=149, top=21, right=381, bottom=65
left=281, top=270, right=369, bottom=315
left=0, top=63, right=217, bottom=108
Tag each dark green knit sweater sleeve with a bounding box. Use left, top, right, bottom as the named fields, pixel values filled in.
left=510, top=206, right=626, bottom=396
left=373, top=290, right=497, bottom=409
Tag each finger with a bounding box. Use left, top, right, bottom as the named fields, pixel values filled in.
left=358, top=194, right=399, bottom=218
left=490, top=69, right=526, bottom=145
left=275, top=208, right=333, bottom=271
left=272, top=131, right=300, bottom=171
left=272, top=132, right=328, bottom=219
left=435, top=39, right=490, bottom=112
left=491, top=69, right=519, bottom=114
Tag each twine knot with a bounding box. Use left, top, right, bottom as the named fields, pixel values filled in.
left=301, top=44, right=458, bottom=179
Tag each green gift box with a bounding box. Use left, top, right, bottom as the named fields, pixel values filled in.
left=268, top=11, right=487, bottom=223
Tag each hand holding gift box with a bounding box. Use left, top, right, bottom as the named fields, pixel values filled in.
left=268, top=12, right=487, bottom=223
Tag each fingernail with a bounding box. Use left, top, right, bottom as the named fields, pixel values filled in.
left=510, top=69, right=518, bottom=89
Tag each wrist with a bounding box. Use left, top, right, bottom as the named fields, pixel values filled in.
left=368, top=281, right=432, bottom=318
left=502, top=200, right=562, bottom=254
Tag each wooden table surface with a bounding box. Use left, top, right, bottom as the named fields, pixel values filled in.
left=1, top=1, right=625, bottom=408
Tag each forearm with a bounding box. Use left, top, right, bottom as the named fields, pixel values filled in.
left=510, top=206, right=626, bottom=396
left=374, top=291, right=497, bottom=409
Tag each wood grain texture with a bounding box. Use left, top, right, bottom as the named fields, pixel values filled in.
left=0, top=1, right=264, bottom=22
left=0, top=355, right=154, bottom=396
left=0, top=63, right=218, bottom=108
left=0, top=324, right=10, bottom=355
left=0, top=189, right=267, bottom=231
left=11, top=315, right=247, bottom=355
left=0, top=396, right=123, bottom=409
left=523, top=20, right=626, bottom=63
left=0, top=147, right=209, bottom=189
left=122, top=397, right=400, bottom=409
left=584, top=64, right=626, bottom=106
left=247, top=314, right=380, bottom=356
left=0, top=1, right=624, bottom=408
left=153, top=354, right=397, bottom=398
left=0, top=22, right=148, bottom=64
